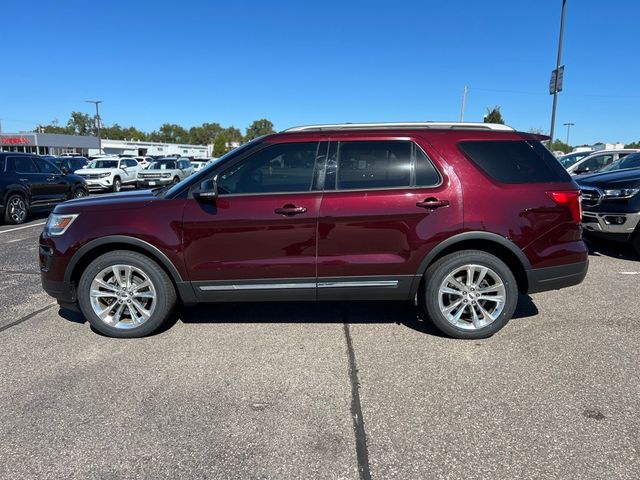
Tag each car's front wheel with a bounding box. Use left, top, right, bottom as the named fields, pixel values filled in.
left=422, top=250, right=518, bottom=339
left=78, top=250, right=177, bottom=338
left=4, top=193, right=28, bottom=225
left=112, top=177, right=121, bottom=192
left=72, top=186, right=88, bottom=199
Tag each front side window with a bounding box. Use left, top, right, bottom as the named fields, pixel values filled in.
left=35, top=158, right=60, bottom=174
left=217, top=142, right=319, bottom=195
left=601, top=152, right=640, bottom=172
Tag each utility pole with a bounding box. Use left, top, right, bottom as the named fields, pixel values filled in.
left=460, top=85, right=468, bottom=122
left=549, top=0, right=567, bottom=146
left=85, top=100, right=102, bottom=154
left=563, top=122, right=574, bottom=145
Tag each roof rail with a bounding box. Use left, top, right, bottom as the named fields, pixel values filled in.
left=283, top=122, right=514, bottom=132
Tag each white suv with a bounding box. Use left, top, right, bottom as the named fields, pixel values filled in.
left=75, top=157, right=142, bottom=192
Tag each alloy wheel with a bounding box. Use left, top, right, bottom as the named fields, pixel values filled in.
left=8, top=197, right=27, bottom=223
left=437, top=264, right=506, bottom=330
left=89, top=264, right=157, bottom=330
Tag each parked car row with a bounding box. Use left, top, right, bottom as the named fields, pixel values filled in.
left=0, top=152, right=216, bottom=224
left=558, top=149, right=640, bottom=176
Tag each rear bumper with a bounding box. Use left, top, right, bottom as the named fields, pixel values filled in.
left=526, top=260, right=588, bottom=294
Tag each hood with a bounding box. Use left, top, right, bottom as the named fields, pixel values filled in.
left=576, top=168, right=640, bottom=190
left=75, top=168, right=118, bottom=175
left=53, top=189, right=157, bottom=214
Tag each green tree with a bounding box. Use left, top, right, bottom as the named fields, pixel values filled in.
left=223, top=126, right=243, bottom=144
left=484, top=106, right=505, bottom=124
left=150, top=123, right=188, bottom=143
left=67, top=111, right=95, bottom=136
left=189, top=122, right=223, bottom=145
left=625, top=140, right=640, bottom=149
left=549, top=139, right=572, bottom=154
left=213, top=134, right=228, bottom=157
left=245, top=118, right=275, bottom=140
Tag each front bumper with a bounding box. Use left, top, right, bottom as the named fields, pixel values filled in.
left=526, top=260, right=589, bottom=294
left=84, top=178, right=113, bottom=190
left=581, top=211, right=640, bottom=235
left=137, top=178, right=173, bottom=187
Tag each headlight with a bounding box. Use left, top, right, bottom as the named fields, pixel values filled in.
left=99, top=172, right=111, bottom=178
left=603, top=188, right=640, bottom=198
left=45, top=214, right=79, bottom=236
left=162, top=173, right=172, bottom=178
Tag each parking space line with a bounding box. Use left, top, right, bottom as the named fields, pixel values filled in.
left=0, top=222, right=46, bottom=234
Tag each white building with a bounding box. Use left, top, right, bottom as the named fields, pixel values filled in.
left=90, top=138, right=209, bottom=158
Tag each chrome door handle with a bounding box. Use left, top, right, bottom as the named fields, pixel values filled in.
left=416, top=198, right=450, bottom=209
left=274, top=204, right=307, bottom=216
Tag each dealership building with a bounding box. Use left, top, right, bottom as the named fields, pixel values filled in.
left=0, top=133, right=210, bottom=158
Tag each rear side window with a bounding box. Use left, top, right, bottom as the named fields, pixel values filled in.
left=337, top=141, right=412, bottom=190
left=459, top=140, right=571, bottom=183
left=7, top=156, right=38, bottom=174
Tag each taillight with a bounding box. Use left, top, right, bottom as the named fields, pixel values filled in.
left=546, top=191, right=582, bottom=224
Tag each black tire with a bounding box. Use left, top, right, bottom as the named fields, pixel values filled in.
left=172, top=176, right=180, bottom=185
left=112, top=177, right=122, bottom=193
left=77, top=250, right=177, bottom=338
left=422, top=250, right=518, bottom=339
left=72, top=186, right=88, bottom=199
left=4, top=193, right=29, bottom=225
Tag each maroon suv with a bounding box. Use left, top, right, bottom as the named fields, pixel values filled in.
left=39, top=122, right=588, bottom=339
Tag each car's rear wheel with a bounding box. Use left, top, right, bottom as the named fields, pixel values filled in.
left=422, top=250, right=518, bottom=339
left=112, top=177, right=121, bottom=192
left=4, top=193, right=28, bottom=225
left=78, top=250, right=177, bottom=338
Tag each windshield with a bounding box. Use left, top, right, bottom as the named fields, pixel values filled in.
left=89, top=160, right=119, bottom=169
left=149, top=161, right=177, bottom=170
left=599, top=152, right=640, bottom=173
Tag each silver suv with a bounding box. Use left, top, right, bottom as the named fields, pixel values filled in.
left=136, top=158, right=193, bottom=188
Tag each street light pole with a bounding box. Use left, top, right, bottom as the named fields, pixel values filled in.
left=85, top=100, right=102, bottom=154
left=563, top=122, right=574, bottom=145
left=460, top=85, right=468, bottom=122
left=549, top=0, right=567, bottom=147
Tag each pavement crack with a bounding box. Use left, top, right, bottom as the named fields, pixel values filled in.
left=0, top=269, right=41, bottom=276
left=0, top=302, right=57, bottom=334
left=343, top=321, right=372, bottom=480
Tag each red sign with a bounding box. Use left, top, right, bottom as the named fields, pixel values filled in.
left=0, top=137, right=31, bottom=145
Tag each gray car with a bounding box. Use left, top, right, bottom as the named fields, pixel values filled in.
left=136, top=158, right=193, bottom=188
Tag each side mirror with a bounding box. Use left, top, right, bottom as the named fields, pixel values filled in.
left=194, top=178, right=218, bottom=201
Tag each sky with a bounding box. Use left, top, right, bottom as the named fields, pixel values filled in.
left=1, top=0, right=639, bottom=146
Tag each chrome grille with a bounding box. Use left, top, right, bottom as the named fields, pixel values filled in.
left=81, top=173, right=103, bottom=180
left=580, top=188, right=602, bottom=207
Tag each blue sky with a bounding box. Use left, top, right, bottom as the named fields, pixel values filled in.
left=1, top=0, right=638, bottom=145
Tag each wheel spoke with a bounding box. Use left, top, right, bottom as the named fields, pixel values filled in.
left=465, top=266, right=474, bottom=287
left=97, top=301, right=117, bottom=320
left=478, top=283, right=503, bottom=293
left=131, top=279, right=151, bottom=292
left=111, top=302, right=125, bottom=325
left=90, top=289, right=118, bottom=299
left=131, top=299, right=151, bottom=320
left=470, top=304, right=483, bottom=329
left=132, top=291, right=154, bottom=299
left=475, top=267, right=488, bottom=287
left=452, top=303, right=467, bottom=322
left=443, top=298, right=464, bottom=314
left=477, top=301, right=498, bottom=322
left=111, top=266, right=124, bottom=287
left=123, top=265, right=133, bottom=289
left=445, top=275, right=467, bottom=292
left=477, top=294, right=504, bottom=303
left=440, top=286, right=463, bottom=296
left=94, top=278, right=119, bottom=292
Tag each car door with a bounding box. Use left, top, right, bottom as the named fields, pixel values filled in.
left=121, top=159, right=137, bottom=182
left=33, top=157, right=69, bottom=202
left=6, top=156, right=51, bottom=206
left=316, top=138, right=463, bottom=300
left=182, top=141, right=326, bottom=301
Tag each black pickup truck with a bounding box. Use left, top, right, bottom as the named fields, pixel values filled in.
left=576, top=152, right=640, bottom=255
left=1, top=152, right=88, bottom=225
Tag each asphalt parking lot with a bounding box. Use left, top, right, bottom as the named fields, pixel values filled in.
left=1, top=216, right=639, bottom=479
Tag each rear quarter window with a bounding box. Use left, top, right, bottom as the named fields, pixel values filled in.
left=459, top=140, right=571, bottom=184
